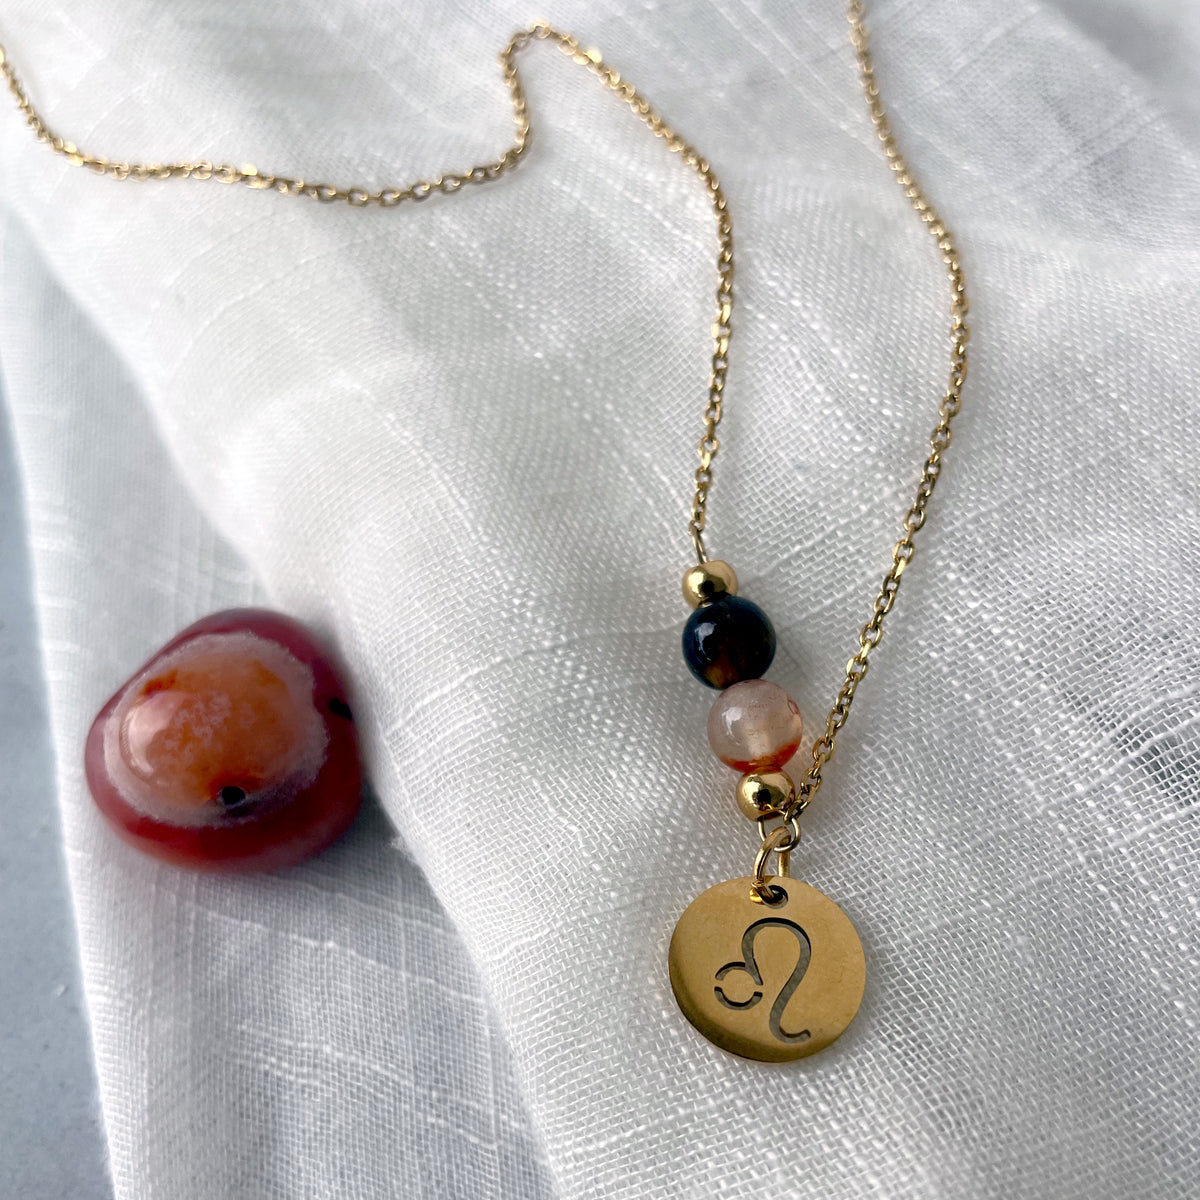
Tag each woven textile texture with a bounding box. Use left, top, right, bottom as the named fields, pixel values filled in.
left=3, top=1, right=1198, bottom=1197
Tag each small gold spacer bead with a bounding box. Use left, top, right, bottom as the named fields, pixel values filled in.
left=735, top=770, right=794, bottom=821
left=681, top=560, right=738, bottom=609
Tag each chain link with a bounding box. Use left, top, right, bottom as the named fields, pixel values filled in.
left=1, top=7, right=967, bottom=824
left=0, top=24, right=732, bottom=563
left=784, top=1, right=970, bottom=823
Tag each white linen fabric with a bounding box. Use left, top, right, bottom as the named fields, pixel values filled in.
left=3, top=1, right=1198, bottom=1197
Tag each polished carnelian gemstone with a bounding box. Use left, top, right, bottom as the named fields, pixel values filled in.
left=707, top=679, right=803, bottom=773
left=84, top=609, right=362, bottom=871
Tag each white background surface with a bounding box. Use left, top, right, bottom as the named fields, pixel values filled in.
left=1, top=398, right=111, bottom=1199
left=2, top=2, right=1198, bottom=1197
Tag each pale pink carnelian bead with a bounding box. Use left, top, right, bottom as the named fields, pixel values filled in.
left=706, top=679, right=803, bottom=773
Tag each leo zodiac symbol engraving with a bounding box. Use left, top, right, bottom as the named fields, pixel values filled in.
left=713, top=917, right=812, bottom=1043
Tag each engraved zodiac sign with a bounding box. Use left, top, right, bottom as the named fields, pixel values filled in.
left=713, top=918, right=812, bottom=1043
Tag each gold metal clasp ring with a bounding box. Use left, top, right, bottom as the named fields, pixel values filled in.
left=751, top=820, right=800, bottom=903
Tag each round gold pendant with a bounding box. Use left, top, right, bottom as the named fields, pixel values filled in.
left=669, top=876, right=865, bottom=1061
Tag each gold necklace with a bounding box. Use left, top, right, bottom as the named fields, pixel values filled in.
left=1, top=0, right=969, bottom=1062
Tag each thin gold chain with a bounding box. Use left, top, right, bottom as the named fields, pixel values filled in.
left=786, top=1, right=970, bottom=823
left=0, top=24, right=731, bottom=564
left=0, top=4, right=968, bottom=828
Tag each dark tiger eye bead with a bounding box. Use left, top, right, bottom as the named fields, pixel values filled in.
left=681, top=594, right=776, bottom=689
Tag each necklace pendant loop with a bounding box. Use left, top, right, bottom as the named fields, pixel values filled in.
left=752, top=820, right=798, bottom=898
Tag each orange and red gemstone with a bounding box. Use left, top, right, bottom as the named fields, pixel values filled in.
left=85, top=609, right=362, bottom=871
left=706, top=678, right=803, bottom=773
